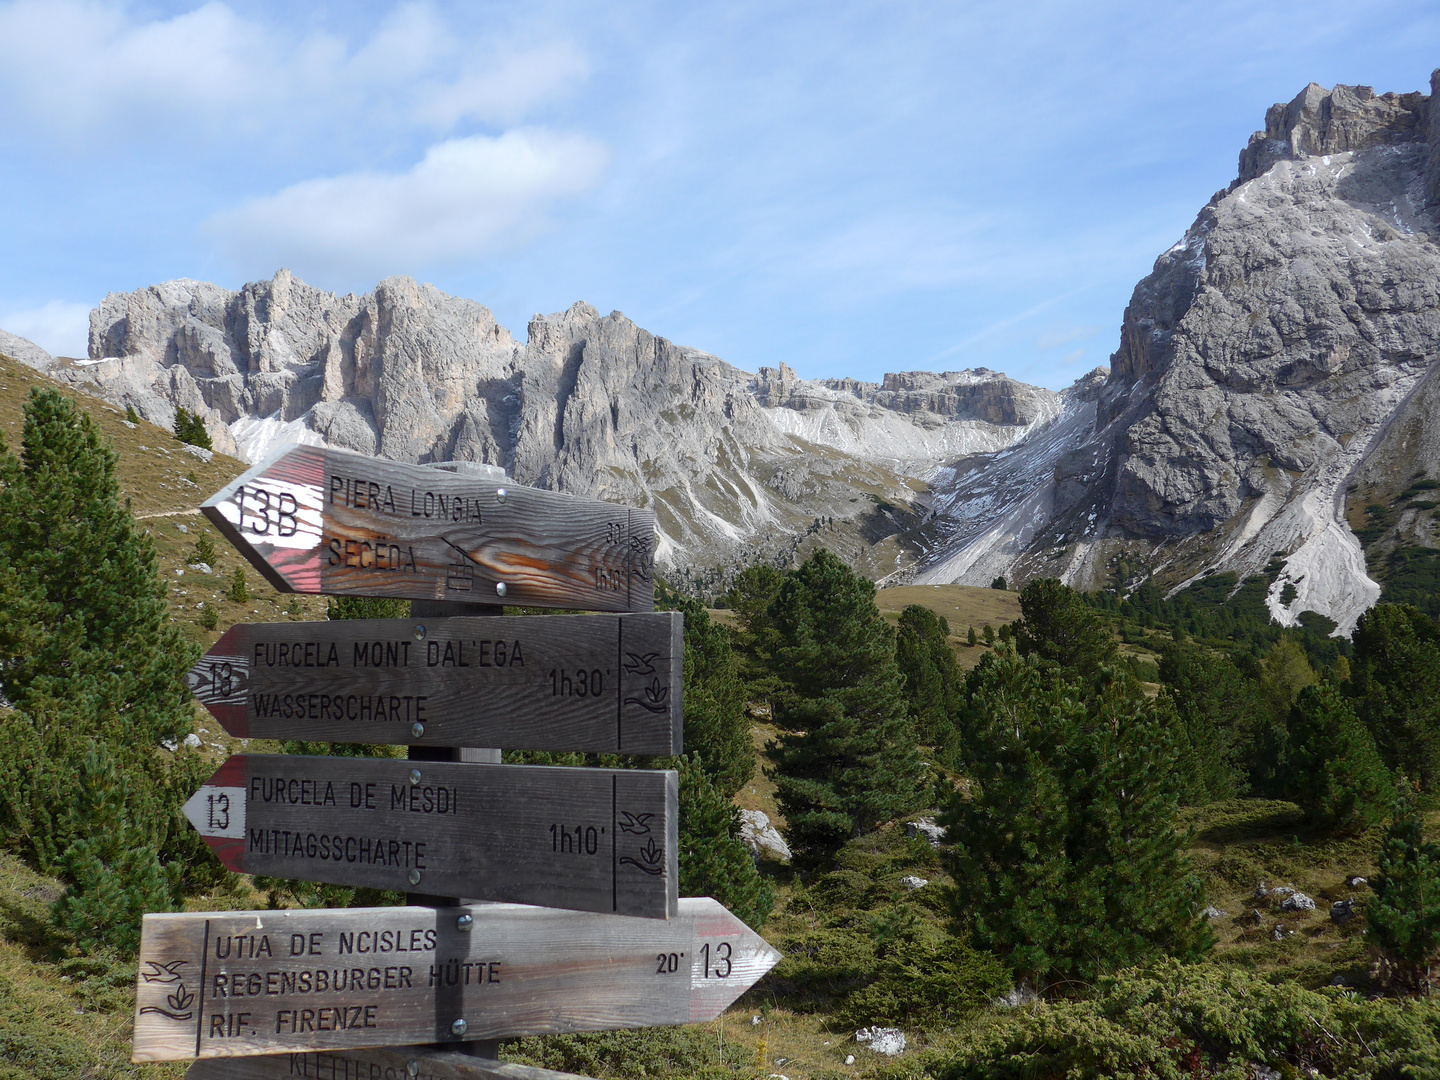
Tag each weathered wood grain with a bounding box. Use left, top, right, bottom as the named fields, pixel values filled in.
left=187, top=614, right=682, bottom=754
left=183, top=756, right=677, bottom=919
left=134, top=899, right=780, bottom=1061
left=201, top=445, right=655, bottom=612
left=187, top=1047, right=597, bottom=1080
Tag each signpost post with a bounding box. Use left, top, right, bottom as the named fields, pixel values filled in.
left=187, top=613, right=682, bottom=754
left=132, top=899, right=780, bottom=1062
left=135, top=447, right=778, bottom=1072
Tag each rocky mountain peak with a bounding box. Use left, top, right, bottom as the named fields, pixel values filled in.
left=1237, top=80, right=1429, bottom=187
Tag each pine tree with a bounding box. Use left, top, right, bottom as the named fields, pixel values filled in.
left=677, top=757, right=773, bottom=929
left=894, top=604, right=962, bottom=759
left=1350, top=604, right=1440, bottom=790
left=51, top=748, right=178, bottom=955
left=764, top=550, right=926, bottom=866
left=1284, top=683, right=1391, bottom=834
left=1011, top=577, right=1116, bottom=677
left=0, top=391, right=206, bottom=874
left=662, top=594, right=752, bottom=796
left=1159, top=641, right=1265, bottom=802
left=966, top=625, right=977, bottom=647
left=173, top=406, right=212, bottom=449
left=0, top=391, right=219, bottom=951
left=229, top=566, right=249, bottom=603
left=1367, top=801, right=1440, bottom=995
left=326, top=595, right=410, bottom=620
left=191, top=532, right=217, bottom=566
left=944, top=647, right=1211, bottom=988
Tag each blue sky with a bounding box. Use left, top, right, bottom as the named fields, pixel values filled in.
left=0, top=1, right=1435, bottom=389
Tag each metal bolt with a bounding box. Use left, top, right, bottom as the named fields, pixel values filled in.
left=455, top=913, right=473, bottom=931
left=413, top=624, right=426, bottom=641
left=411, top=722, right=425, bottom=739
left=408, top=869, right=422, bottom=886
left=495, top=487, right=507, bottom=503
left=495, top=581, right=508, bottom=598
left=410, top=768, right=422, bottom=786
left=450, top=1018, right=468, bottom=1037
left=407, top=1062, right=419, bottom=1078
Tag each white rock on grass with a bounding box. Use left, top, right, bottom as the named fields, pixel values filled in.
left=1280, top=892, right=1315, bottom=912
left=181, top=443, right=214, bottom=462
left=739, top=810, right=792, bottom=862
left=855, top=1028, right=905, bottom=1056
left=899, top=875, right=929, bottom=891
left=905, top=817, right=947, bottom=848
left=183, top=733, right=203, bottom=749
left=1201, top=906, right=1226, bottom=921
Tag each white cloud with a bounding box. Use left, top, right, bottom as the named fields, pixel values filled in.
left=0, top=299, right=92, bottom=358
left=204, top=130, right=610, bottom=282
left=0, top=0, right=589, bottom=147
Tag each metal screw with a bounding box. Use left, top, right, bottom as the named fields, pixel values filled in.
left=410, top=768, right=422, bottom=785
left=495, top=487, right=507, bottom=503
left=411, top=722, right=425, bottom=739
left=456, top=913, right=473, bottom=931
left=495, top=581, right=508, bottom=598
left=451, top=1018, right=468, bottom=1037
left=407, top=1062, right=419, bottom=1078
left=408, top=869, right=422, bottom=886
left=413, top=624, right=426, bottom=641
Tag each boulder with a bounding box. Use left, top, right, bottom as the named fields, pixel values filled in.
left=1330, top=898, right=1357, bottom=924
left=905, top=817, right=947, bottom=848
left=1280, top=892, right=1315, bottom=912
left=899, top=876, right=928, bottom=891
left=738, top=810, right=792, bottom=863
left=855, top=1028, right=905, bottom=1056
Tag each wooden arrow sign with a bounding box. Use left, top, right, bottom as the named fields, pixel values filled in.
left=201, top=444, right=656, bottom=612
left=188, top=1048, right=595, bottom=1080
left=184, top=756, right=677, bottom=919
left=187, top=613, right=682, bottom=754
left=134, top=899, right=780, bottom=1062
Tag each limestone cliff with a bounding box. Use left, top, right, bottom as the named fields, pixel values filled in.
left=919, top=73, right=1440, bottom=634
left=67, top=273, right=1063, bottom=582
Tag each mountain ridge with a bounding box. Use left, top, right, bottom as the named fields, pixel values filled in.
left=13, top=71, right=1440, bottom=633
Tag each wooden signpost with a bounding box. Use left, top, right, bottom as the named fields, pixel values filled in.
left=132, top=899, right=780, bottom=1062
left=201, top=445, right=656, bottom=612
left=137, top=446, right=778, bottom=1070
left=187, top=613, right=682, bottom=754
left=187, top=1048, right=595, bottom=1080
left=183, top=755, right=678, bottom=919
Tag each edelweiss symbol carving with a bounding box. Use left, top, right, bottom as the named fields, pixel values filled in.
left=619, top=836, right=666, bottom=876
left=624, top=677, right=669, bottom=713
left=139, top=960, right=195, bottom=1021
